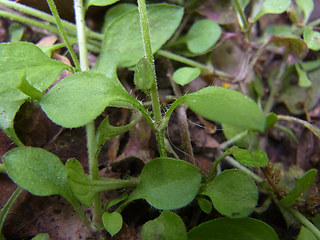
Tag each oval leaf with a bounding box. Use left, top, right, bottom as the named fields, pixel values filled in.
left=254, top=0, right=291, bottom=21
left=186, top=19, right=221, bottom=54
left=202, top=169, right=258, bottom=218
left=40, top=70, right=133, bottom=128
left=102, top=4, right=184, bottom=67
left=134, top=57, right=154, bottom=91
left=185, top=86, right=266, bottom=132
left=232, top=147, right=269, bottom=167
left=129, top=157, right=202, bottom=210
left=142, top=211, right=187, bottom=240
left=303, top=27, right=320, bottom=51
left=173, top=67, right=201, bottom=86
left=188, top=217, right=279, bottom=240
left=86, top=0, right=119, bottom=8
left=3, top=147, right=69, bottom=197
left=102, top=211, right=123, bottom=237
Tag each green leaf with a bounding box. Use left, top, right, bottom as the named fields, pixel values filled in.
left=271, top=36, right=308, bottom=61
left=185, top=19, right=221, bottom=54
left=40, top=70, right=135, bottom=128
left=232, top=147, right=269, bottom=167
left=128, top=157, right=202, bottom=210
left=222, top=124, right=258, bottom=149
left=102, top=211, right=123, bottom=237
left=0, top=42, right=69, bottom=93
left=303, top=27, right=320, bottom=51
left=253, top=0, right=291, bottom=21
left=185, top=86, right=266, bottom=132
left=86, top=0, right=119, bottom=8
left=280, top=169, right=317, bottom=207
left=8, top=23, right=24, bottom=42
left=295, top=63, right=311, bottom=87
left=297, top=226, right=317, bottom=240
left=265, top=112, right=278, bottom=130
left=102, top=4, right=184, bottom=67
left=0, top=100, right=24, bottom=145
left=296, top=0, right=314, bottom=24
left=142, top=211, right=187, bottom=240
left=3, top=147, right=70, bottom=197
left=172, top=67, right=201, bottom=86
left=197, top=197, right=212, bottom=214
left=134, top=57, right=154, bottom=91
left=96, top=115, right=140, bottom=149
left=188, top=217, right=279, bottom=240
left=202, top=169, right=258, bottom=218
left=65, top=158, right=137, bottom=207
left=102, top=3, right=136, bottom=32
left=31, top=233, right=51, bottom=240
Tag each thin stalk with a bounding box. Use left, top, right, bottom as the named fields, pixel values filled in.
left=0, top=0, right=102, bottom=41
left=46, top=0, right=80, bottom=70
left=0, top=10, right=60, bottom=34
left=234, top=0, right=248, bottom=30
left=74, top=0, right=103, bottom=230
left=289, top=208, right=320, bottom=239
left=137, top=0, right=166, bottom=157
left=264, top=61, right=287, bottom=113
left=0, top=187, right=23, bottom=231
left=207, top=148, right=235, bottom=181
left=219, top=130, right=248, bottom=149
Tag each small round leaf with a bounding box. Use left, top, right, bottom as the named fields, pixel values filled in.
left=303, top=27, right=320, bottom=51
left=130, top=157, right=202, bottom=210
left=202, top=169, right=258, bottom=218
left=232, top=147, right=269, bottom=167
left=173, top=67, right=201, bottom=86
left=102, top=211, right=123, bottom=237
left=186, top=19, right=221, bottom=54
left=142, top=211, right=187, bottom=240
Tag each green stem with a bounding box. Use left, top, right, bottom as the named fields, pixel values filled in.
left=207, top=147, right=235, bottom=181
left=264, top=61, right=286, bottom=113
left=219, top=130, right=248, bottom=149
left=137, top=0, right=166, bottom=157
left=234, top=0, right=248, bottom=30
left=277, top=115, right=320, bottom=139
left=46, top=0, right=80, bottom=71
left=308, top=18, right=320, bottom=28
left=73, top=0, right=103, bottom=231
left=0, top=0, right=102, bottom=41
left=0, top=10, right=60, bottom=34
left=289, top=208, right=320, bottom=239
left=0, top=187, right=23, bottom=231
left=0, top=164, right=5, bottom=173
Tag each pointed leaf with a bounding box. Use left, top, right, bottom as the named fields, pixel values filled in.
left=102, top=211, right=123, bottom=237
left=280, top=169, right=317, bottom=207
left=142, top=211, right=187, bottom=240
left=188, top=217, right=279, bottom=240
left=0, top=42, right=69, bottom=93
left=3, top=147, right=69, bottom=197
left=201, top=169, right=258, bottom=218
left=232, top=147, right=269, bottom=167
left=173, top=67, right=201, bottom=86
left=134, top=57, right=154, bottom=91
left=128, top=157, right=202, bottom=210
left=102, top=4, right=184, bottom=67
left=66, top=158, right=137, bottom=207
left=254, top=0, right=291, bottom=21
left=186, top=19, right=221, bottom=54
left=185, top=86, right=266, bottom=132
left=295, top=63, right=311, bottom=87
left=40, top=70, right=135, bottom=128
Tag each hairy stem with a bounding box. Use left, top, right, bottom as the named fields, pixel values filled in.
left=46, top=0, right=80, bottom=70
left=74, top=0, right=103, bottom=230
left=137, top=0, right=166, bottom=157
